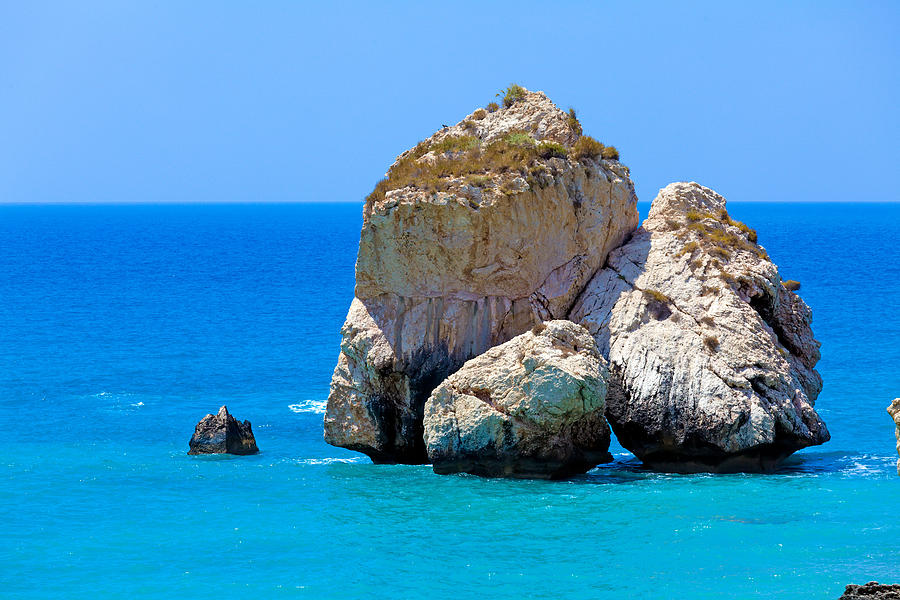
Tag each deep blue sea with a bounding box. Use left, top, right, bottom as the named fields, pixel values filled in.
left=1, top=202, right=898, bottom=599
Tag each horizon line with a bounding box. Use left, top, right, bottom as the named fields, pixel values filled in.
left=2, top=199, right=899, bottom=207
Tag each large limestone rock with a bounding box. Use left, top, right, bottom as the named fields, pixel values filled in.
left=889, top=399, right=900, bottom=476
left=326, top=89, right=638, bottom=463
left=570, top=182, right=829, bottom=472
left=188, top=406, right=259, bottom=455
left=422, top=320, right=611, bottom=478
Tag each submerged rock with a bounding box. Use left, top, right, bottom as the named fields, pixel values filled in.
left=889, top=399, right=900, bottom=476
left=839, top=582, right=900, bottom=599
left=325, top=88, right=637, bottom=463
left=570, top=182, right=829, bottom=472
left=188, top=406, right=259, bottom=455
left=423, top=320, right=611, bottom=478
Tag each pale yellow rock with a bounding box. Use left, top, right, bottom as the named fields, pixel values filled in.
left=889, top=399, right=900, bottom=476
left=325, top=89, right=638, bottom=463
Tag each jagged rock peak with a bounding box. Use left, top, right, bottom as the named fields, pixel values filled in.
left=570, top=181, right=829, bottom=472
left=423, top=320, right=612, bottom=479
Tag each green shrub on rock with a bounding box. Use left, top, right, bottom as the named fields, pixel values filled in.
left=537, top=141, right=568, bottom=159
left=572, top=136, right=605, bottom=161
left=567, top=108, right=583, bottom=136
left=601, top=145, right=619, bottom=160
left=503, top=130, right=536, bottom=148
left=499, top=84, right=527, bottom=108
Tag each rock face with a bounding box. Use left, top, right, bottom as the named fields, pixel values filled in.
left=325, top=89, right=638, bottom=463
left=889, top=399, right=900, bottom=476
left=422, top=320, right=611, bottom=478
left=188, top=406, right=259, bottom=455
left=570, top=182, right=829, bottom=472
left=840, top=582, right=900, bottom=599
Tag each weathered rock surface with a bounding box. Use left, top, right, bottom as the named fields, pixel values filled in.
left=570, top=182, right=829, bottom=472
left=393, top=90, right=581, bottom=165
left=325, top=89, right=638, bottom=463
left=422, top=320, right=611, bottom=478
left=839, top=582, right=900, bottom=599
left=188, top=406, right=259, bottom=455
left=889, top=399, right=900, bottom=476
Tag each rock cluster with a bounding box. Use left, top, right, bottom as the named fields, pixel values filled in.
left=188, top=406, right=259, bottom=455
left=889, top=399, right=900, bottom=476
left=325, top=89, right=637, bottom=464
left=423, top=320, right=611, bottom=478
left=570, top=182, right=829, bottom=472
left=324, top=88, right=830, bottom=477
left=839, top=582, right=900, bottom=599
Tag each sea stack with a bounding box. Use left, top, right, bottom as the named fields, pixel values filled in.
left=188, top=406, right=259, bottom=455
left=423, top=320, right=611, bottom=478
left=325, top=88, right=638, bottom=464
left=889, top=399, right=900, bottom=476
left=571, top=182, right=829, bottom=472
left=324, top=87, right=830, bottom=476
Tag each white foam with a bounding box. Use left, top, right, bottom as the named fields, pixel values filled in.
left=288, top=399, right=327, bottom=414
left=295, top=457, right=364, bottom=465
left=841, top=453, right=896, bottom=477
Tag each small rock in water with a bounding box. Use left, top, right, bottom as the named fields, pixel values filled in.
left=188, top=405, right=259, bottom=455
left=839, top=582, right=900, bottom=599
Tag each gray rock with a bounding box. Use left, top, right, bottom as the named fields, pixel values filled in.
left=889, top=399, right=900, bottom=476
left=188, top=406, right=259, bottom=455
left=839, top=582, right=900, bottom=599
left=422, top=320, right=611, bottom=479
left=570, top=182, right=829, bottom=472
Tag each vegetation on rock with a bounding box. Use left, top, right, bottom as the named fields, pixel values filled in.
left=567, top=108, right=583, bottom=136
left=499, top=83, right=527, bottom=108
left=537, top=141, right=568, bottom=159
left=363, top=86, right=623, bottom=210
left=674, top=206, right=767, bottom=262
left=572, top=135, right=605, bottom=161
left=703, top=335, right=720, bottom=352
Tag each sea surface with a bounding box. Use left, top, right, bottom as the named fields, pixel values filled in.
left=1, top=201, right=898, bottom=599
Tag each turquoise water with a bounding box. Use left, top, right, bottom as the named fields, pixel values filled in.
left=1, top=202, right=898, bottom=599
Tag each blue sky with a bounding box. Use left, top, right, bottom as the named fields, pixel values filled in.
left=1, top=1, right=897, bottom=204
